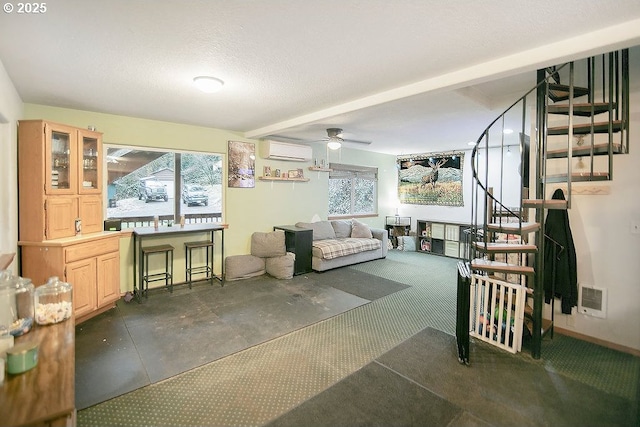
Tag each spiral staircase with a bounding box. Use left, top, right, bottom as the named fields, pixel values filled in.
left=457, top=49, right=630, bottom=362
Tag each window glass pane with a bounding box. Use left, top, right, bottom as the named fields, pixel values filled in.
left=180, top=153, right=223, bottom=216
left=105, top=147, right=223, bottom=226
left=353, top=178, right=375, bottom=214
left=328, top=163, right=377, bottom=217
left=328, top=178, right=352, bottom=215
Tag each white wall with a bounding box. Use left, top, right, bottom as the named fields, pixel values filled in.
left=0, top=60, right=23, bottom=274
left=556, top=87, right=640, bottom=351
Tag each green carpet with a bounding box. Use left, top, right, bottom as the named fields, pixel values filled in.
left=75, top=264, right=409, bottom=410
left=267, top=327, right=636, bottom=427
left=77, top=250, right=639, bottom=426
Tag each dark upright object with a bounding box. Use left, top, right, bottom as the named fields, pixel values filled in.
left=456, top=261, right=471, bottom=365
left=273, top=225, right=313, bottom=275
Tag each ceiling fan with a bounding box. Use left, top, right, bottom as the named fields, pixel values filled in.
left=267, top=128, right=372, bottom=150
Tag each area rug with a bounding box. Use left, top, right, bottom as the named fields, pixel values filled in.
left=317, top=267, right=410, bottom=300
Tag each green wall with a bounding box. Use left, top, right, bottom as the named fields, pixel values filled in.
left=24, top=104, right=397, bottom=290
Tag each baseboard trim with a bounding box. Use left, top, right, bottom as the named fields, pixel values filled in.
left=555, top=326, right=640, bottom=357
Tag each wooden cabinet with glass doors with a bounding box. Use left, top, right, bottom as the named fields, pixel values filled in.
left=18, top=120, right=103, bottom=241
left=18, top=120, right=119, bottom=323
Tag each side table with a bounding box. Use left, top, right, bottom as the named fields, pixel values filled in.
left=273, top=225, right=313, bottom=275
left=385, top=216, right=411, bottom=248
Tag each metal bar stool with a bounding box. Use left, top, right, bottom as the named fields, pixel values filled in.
left=141, top=244, right=174, bottom=298
left=184, top=240, right=214, bottom=287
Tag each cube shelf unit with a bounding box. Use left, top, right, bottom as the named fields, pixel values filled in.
left=416, top=220, right=469, bottom=259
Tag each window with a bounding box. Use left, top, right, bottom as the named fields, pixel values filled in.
left=328, top=163, right=377, bottom=217
left=105, top=146, right=223, bottom=226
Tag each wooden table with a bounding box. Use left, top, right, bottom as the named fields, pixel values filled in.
left=132, top=223, right=226, bottom=301
left=1, top=318, right=75, bottom=427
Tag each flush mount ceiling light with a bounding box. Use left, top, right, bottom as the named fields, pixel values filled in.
left=193, top=76, right=224, bottom=93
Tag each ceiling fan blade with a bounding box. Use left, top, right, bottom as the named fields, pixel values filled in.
left=342, top=138, right=372, bottom=145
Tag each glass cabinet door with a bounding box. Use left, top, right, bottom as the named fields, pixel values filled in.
left=78, top=130, right=102, bottom=193
left=46, top=126, right=76, bottom=195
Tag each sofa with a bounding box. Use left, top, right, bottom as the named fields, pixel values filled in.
left=294, top=219, right=388, bottom=272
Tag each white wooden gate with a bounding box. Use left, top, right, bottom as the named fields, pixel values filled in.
left=469, top=274, right=526, bottom=354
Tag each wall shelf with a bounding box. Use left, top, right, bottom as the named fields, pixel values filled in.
left=259, top=176, right=310, bottom=182
left=308, top=166, right=332, bottom=172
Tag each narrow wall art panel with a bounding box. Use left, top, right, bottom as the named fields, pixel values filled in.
left=228, top=140, right=255, bottom=188
left=397, top=152, right=464, bottom=206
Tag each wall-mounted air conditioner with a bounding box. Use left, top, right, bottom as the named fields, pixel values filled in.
left=261, top=140, right=312, bottom=162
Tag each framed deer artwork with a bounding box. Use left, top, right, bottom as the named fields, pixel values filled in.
left=396, top=152, right=464, bottom=206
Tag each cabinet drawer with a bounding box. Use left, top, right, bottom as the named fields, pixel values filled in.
left=445, top=241, right=460, bottom=258
left=65, top=237, right=119, bottom=263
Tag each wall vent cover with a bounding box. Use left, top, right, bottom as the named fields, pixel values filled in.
left=578, top=284, right=607, bottom=318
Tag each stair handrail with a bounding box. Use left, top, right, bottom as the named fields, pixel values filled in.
left=468, top=62, right=570, bottom=261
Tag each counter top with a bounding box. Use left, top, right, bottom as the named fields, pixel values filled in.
left=1, top=318, right=75, bottom=426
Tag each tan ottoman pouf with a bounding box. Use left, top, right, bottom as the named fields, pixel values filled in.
left=224, top=254, right=266, bottom=281
left=265, top=252, right=296, bottom=280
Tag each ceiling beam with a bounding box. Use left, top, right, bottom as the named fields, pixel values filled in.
left=245, top=19, right=640, bottom=140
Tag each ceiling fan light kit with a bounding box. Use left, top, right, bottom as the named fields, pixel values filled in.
left=327, top=140, right=342, bottom=150
left=326, top=127, right=343, bottom=150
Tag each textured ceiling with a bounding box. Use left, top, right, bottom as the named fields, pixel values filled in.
left=1, top=0, right=640, bottom=154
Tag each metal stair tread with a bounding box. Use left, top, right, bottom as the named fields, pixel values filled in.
left=471, top=258, right=534, bottom=275
left=547, top=120, right=623, bottom=136
left=546, top=142, right=624, bottom=158
left=547, top=102, right=616, bottom=116
left=523, top=316, right=554, bottom=338
left=473, top=242, right=537, bottom=253
left=547, top=83, right=589, bottom=102
left=486, top=221, right=540, bottom=234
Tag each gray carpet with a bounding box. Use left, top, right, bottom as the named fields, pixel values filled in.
left=75, top=266, right=410, bottom=410
left=267, top=327, right=636, bottom=427
left=316, top=267, right=410, bottom=300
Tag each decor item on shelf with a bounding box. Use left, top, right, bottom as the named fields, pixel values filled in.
left=288, top=169, right=299, bottom=178
left=275, top=169, right=281, bottom=178
left=263, top=166, right=271, bottom=177
left=228, top=140, right=255, bottom=188
left=397, top=151, right=464, bottom=206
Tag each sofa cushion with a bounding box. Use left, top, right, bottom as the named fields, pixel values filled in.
left=312, top=238, right=381, bottom=260
left=351, top=219, right=373, bottom=239
left=295, top=221, right=336, bottom=241
left=331, top=220, right=352, bottom=238
left=251, top=230, right=286, bottom=258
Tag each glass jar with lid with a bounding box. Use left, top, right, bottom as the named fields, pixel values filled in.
left=0, top=271, right=35, bottom=336
left=34, top=276, right=73, bottom=325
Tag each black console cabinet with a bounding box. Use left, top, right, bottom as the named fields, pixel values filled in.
left=273, top=225, right=313, bottom=275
